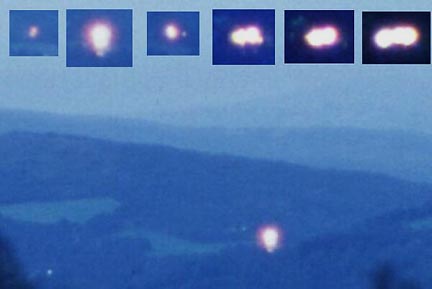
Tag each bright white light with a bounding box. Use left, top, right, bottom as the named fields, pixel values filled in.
left=46, top=269, right=53, bottom=277
left=87, top=22, right=114, bottom=57
left=374, top=26, right=419, bottom=49
left=28, top=25, right=40, bottom=39
left=257, top=225, right=281, bottom=253
left=165, top=24, right=180, bottom=40
left=230, top=26, right=264, bottom=47
left=305, top=26, right=339, bottom=48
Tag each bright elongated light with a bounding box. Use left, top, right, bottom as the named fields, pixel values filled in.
left=257, top=225, right=282, bottom=253
left=305, top=26, right=339, bottom=48
left=230, top=26, right=264, bottom=46
left=85, top=22, right=114, bottom=57
left=374, top=26, right=419, bottom=49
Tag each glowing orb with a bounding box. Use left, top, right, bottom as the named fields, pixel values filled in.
left=305, top=26, right=339, bottom=48
left=230, top=26, right=264, bottom=47
left=46, top=269, right=53, bottom=277
left=165, top=24, right=180, bottom=40
left=257, top=225, right=282, bottom=253
left=28, top=25, right=40, bottom=39
left=374, top=26, right=419, bottom=49
left=86, top=22, right=114, bottom=57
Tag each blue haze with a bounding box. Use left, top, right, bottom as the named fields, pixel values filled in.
left=0, top=0, right=431, bottom=131
left=0, top=1, right=431, bottom=288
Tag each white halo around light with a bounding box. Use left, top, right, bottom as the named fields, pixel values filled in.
left=230, top=26, right=264, bottom=47
left=28, top=25, right=40, bottom=39
left=305, top=26, right=339, bottom=48
left=374, top=26, right=419, bottom=49
left=165, top=24, right=180, bottom=40
left=85, top=21, right=114, bottom=57
left=257, top=225, right=282, bottom=253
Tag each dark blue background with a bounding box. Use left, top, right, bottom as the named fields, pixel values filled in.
left=147, top=12, right=199, bottom=56
left=284, top=10, right=354, bottom=64
left=213, top=9, right=275, bottom=65
left=67, top=9, right=133, bottom=67
left=362, top=12, right=431, bottom=64
left=10, top=10, right=58, bottom=57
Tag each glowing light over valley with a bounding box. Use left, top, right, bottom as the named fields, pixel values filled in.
left=257, top=225, right=282, bottom=253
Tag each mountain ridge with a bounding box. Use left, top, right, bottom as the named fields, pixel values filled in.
left=2, top=108, right=432, bottom=184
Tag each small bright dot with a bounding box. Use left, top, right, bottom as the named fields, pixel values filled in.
left=165, top=24, right=180, bottom=40
left=305, top=26, right=339, bottom=48
left=28, top=25, right=40, bottom=39
left=86, top=22, right=114, bottom=57
left=374, top=26, right=419, bottom=49
left=257, top=225, right=282, bottom=253
left=230, top=26, right=264, bottom=47
left=46, top=269, right=53, bottom=277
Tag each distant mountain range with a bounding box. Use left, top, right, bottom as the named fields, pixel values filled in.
left=0, top=132, right=430, bottom=289
left=1, top=109, right=432, bottom=184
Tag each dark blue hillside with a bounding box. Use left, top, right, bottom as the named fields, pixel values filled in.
left=0, top=132, right=430, bottom=244
left=0, top=132, right=431, bottom=289
left=0, top=231, right=33, bottom=289
left=274, top=202, right=432, bottom=289
left=2, top=209, right=430, bottom=289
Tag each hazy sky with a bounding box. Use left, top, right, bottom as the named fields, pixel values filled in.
left=0, top=0, right=431, bottom=131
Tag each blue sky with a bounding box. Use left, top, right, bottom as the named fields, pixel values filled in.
left=0, top=0, right=431, bottom=132
left=10, top=10, right=58, bottom=56
left=147, top=12, right=199, bottom=56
